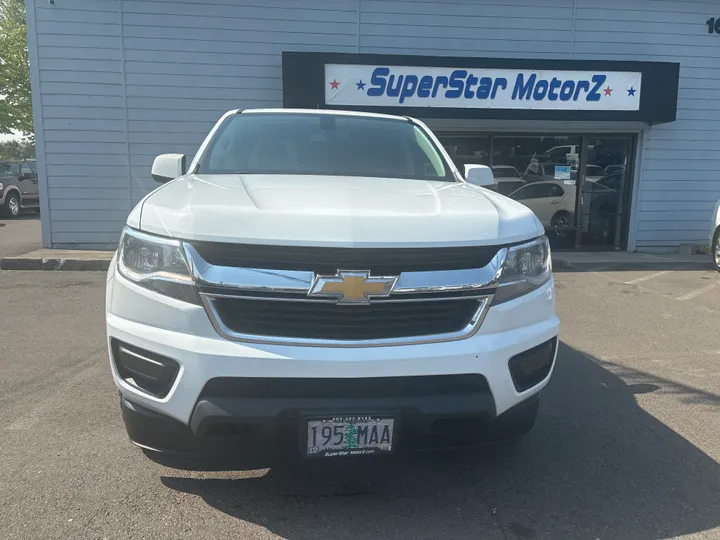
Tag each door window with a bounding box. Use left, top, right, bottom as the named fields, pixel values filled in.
left=0, top=162, right=20, bottom=176
left=510, top=184, right=539, bottom=201
left=491, top=167, right=521, bottom=179
left=493, top=181, right=525, bottom=196
left=536, top=184, right=565, bottom=198
left=20, top=163, right=33, bottom=178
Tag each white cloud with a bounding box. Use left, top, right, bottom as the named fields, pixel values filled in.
left=0, top=131, right=24, bottom=142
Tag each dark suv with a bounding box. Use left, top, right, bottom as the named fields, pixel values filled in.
left=0, top=159, right=39, bottom=217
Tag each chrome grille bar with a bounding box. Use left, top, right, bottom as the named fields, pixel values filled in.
left=185, top=243, right=506, bottom=296
left=183, top=242, right=505, bottom=346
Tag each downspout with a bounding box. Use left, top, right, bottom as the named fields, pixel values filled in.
left=25, top=0, right=51, bottom=247
left=118, top=1, right=132, bottom=232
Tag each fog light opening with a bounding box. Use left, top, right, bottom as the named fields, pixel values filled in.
left=111, top=339, right=180, bottom=398
left=508, top=338, right=557, bottom=392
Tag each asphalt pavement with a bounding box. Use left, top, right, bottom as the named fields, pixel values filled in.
left=0, top=214, right=41, bottom=258
left=0, top=264, right=719, bottom=540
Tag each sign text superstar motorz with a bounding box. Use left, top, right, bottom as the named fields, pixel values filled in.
left=325, top=64, right=642, bottom=111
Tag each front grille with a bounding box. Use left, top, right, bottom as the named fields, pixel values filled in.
left=190, top=242, right=500, bottom=274
left=200, top=374, right=490, bottom=400
left=210, top=297, right=482, bottom=341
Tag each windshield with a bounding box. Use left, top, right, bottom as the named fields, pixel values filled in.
left=198, top=113, right=453, bottom=181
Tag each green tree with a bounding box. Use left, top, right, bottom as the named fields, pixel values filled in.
left=0, top=139, right=35, bottom=159
left=0, top=0, right=33, bottom=137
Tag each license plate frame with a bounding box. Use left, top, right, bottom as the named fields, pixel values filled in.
left=302, top=413, right=398, bottom=459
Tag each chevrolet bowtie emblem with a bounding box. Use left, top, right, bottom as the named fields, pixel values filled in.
left=308, top=270, right=398, bottom=304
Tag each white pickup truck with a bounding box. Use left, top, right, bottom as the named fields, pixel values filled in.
left=712, top=199, right=720, bottom=272
left=105, top=109, right=559, bottom=465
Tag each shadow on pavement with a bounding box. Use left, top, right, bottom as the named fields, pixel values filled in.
left=161, top=342, right=720, bottom=539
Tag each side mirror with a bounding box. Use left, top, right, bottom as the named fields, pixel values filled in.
left=464, top=164, right=494, bottom=187
left=151, top=154, right=186, bottom=183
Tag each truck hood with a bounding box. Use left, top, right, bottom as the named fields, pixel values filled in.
left=136, top=174, right=542, bottom=247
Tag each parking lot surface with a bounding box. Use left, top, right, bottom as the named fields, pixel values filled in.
left=0, top=214, right=41, bottom=259
left=0, top=264, right=719, bottom=540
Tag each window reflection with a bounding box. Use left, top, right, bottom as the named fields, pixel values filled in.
left=437, top=133, right=633, bottom=250
left=493, top=136, right=581, bottom=249
left=583, top=138, right=631, bottom=247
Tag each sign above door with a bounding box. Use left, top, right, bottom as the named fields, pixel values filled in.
left=325, top=65, right=642, bottom=111
left=283, top=52, right=679, bottom=124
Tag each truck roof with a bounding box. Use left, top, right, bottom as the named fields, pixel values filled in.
left=237, top=108, right=410, bottom=122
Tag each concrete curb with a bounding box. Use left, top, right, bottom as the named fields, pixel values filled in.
left=551, top=251, right=712, bottom=272
left=551, top=257, right=572, bottom=269
left=0, top=249, right=113, bottom=271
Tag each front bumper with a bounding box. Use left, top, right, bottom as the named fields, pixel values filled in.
left=120, top=390, right=541, bottom=465
left=107, top=264, right=559, bottom=456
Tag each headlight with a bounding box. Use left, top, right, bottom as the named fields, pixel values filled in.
left=494, top=235, right=552, bottom=304
left=117, top=228, right=199, bottom=304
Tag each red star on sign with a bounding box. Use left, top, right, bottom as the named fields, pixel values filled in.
left=603, top=86, right=613, bottom=96
left=329, top=79, right=340, bottom=90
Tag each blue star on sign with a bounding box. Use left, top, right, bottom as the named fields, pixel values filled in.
left=627, top=87, right=636, bottom=97
left=356, top=80, right=366, bottom=91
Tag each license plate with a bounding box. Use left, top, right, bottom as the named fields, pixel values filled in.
left=305, top=415, right=395, bottom=458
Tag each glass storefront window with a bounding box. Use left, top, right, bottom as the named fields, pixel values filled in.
left=436, top=133, right=635, bottom=250
left=442, top=136, right=491, bottom=169
left=491, top=136, right=582, bottom=249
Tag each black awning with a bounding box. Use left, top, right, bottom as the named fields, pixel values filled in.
left=282, top=52, right=679, bottom=125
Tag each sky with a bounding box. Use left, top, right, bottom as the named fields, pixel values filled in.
left=0, top=131, right=22, bottom=142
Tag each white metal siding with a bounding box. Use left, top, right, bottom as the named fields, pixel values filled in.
left=572, top=0, right=720, bottom=248
left=359, top=0, right=574, bottom=57
left=29, top=0, right=128, bottom=246
left=29, top=0, right=358, bottom=248
left=28, top=0, right=720, bottom=249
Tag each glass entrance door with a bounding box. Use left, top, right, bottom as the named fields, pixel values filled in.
left=439, top=132, right=636, bottom=251
left=578, top=136, right=635, bottom=249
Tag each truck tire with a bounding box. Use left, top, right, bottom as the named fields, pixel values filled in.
left=3, top=191, right=20, bottom=217
left=713, top=226, right=720, bottom=272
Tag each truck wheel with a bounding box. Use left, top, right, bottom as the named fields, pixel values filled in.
left=3, top=192, right=20, bottom=217
left=490, top=396, right=539, bottom=442
left=713, top=227, right=720, bottom=272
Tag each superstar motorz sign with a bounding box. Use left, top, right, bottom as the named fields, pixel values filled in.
left=325, top=64, right=642, bottom=111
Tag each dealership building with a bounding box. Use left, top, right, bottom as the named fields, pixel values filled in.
left=25, top=0, right=718, bottom=251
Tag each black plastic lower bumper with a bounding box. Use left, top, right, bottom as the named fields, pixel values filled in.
left=121, top=386, right=539, bottom=467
